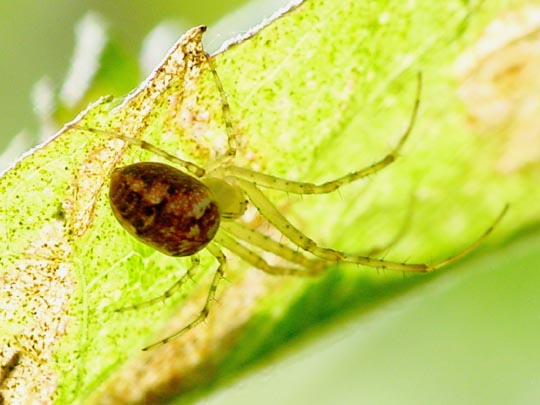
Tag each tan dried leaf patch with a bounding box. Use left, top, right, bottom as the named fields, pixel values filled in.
left=455, top=4, right=540, bottom=173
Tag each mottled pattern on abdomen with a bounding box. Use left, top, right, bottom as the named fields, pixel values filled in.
left=109, top=162, right=220, bottom=256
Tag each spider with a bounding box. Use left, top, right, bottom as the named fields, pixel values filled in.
left=72, top=53, right=507, bottom=351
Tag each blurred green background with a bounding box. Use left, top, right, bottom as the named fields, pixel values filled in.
left=0, top=0, right=291, bottom=150
left=1, top=1, right=539, bottom=404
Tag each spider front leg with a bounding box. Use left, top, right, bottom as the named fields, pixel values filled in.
left=205, top=53, right=238, bottom=160
left=142, top=243, right=225, bottom=351
left=65, top=123, right=207, bottom=178
left=64, top=54, right=233, bottom=178
left=220, top=73, right=422, bottom=194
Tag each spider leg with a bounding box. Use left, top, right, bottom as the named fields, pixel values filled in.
left=214, top=231, right=325, bottom=276
left=220, top=221, right=327, bottom=272
left=115, top=256, right=200, bottom=312
left=221, top=73, right=422, bottom=194
left=142, top=243, right=225, bottom=351
left=239, top=178, right=508, bottom=272
left=424, top=204, right=509, bottom=271
left=205, top=53, right=238, bottom=159
left=366, top=193, right=416, bottom=256
left=66, top=124, right=206, bottom=178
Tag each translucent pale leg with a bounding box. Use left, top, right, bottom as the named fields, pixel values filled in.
left=214, top=231, right=325, bottom=277
left=66, top=54, right=234, bottom=178
left=219, top=73, right=422, bottom=194
left=238, top=178, right=509, bottom=273
left=65, top=124, right=207, bottom=177
left=366, top=194, right=416, bottom=256
left=115, top=256, right=200, bottom=312
left=142, top=243, right=225, bottom=351
left=222, top=215, right=410, bottom=272
left=205, top=53, right=238, bottom=158
left=220, top=221, right=328, bottom=272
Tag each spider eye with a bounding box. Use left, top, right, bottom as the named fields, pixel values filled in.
left=109, top=162, right=221, bottom=256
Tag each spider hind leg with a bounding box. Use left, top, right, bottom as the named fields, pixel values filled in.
left=239, top=177, right=508, bottom=273
left=114, top=256, right=200, bottom=313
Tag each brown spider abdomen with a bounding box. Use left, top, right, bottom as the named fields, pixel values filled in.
left=109, top=162, right=220, bottom=256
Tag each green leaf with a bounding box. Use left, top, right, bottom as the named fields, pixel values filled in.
left=206, top=228, right=540, bottom=404
left=1, top=0, right=538, bottom=403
